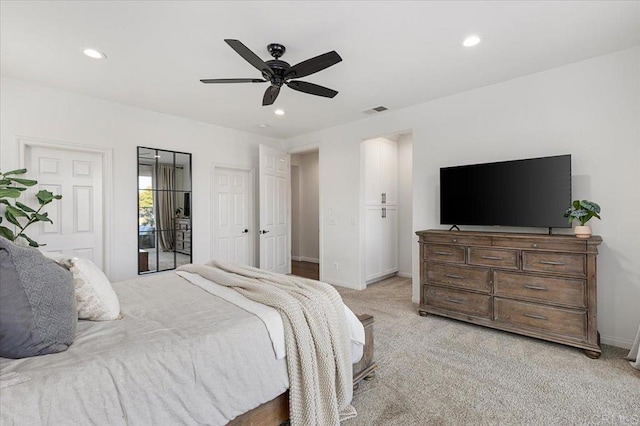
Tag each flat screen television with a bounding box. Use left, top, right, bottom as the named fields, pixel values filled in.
left=440, top=154, right=571, bottom=229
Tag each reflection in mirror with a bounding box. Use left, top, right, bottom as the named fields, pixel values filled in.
left=138, top=147, right=192, bottom=274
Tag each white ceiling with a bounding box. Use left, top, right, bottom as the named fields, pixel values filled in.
left=2, top=1, right=639, bottom=139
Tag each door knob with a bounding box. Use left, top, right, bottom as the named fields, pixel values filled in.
left=242, top=229, right=249, bottom=234
left=260, top=230, right=270, bottom=234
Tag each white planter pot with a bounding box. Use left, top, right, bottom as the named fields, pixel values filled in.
left=574, top=225, right=592, bottom=239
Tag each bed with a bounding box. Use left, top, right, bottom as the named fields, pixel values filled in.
left=0, top=270, right=376, bottom=425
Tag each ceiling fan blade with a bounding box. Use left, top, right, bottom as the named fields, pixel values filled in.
left=225, top=39, right=274, bottom=78
left=286, top=80, right=338, bottom=98
left=285, top=51, right=342, bottom=79
left=262, top=86, right=281, bottom=106
left=200, top=78, right=267, bottom=83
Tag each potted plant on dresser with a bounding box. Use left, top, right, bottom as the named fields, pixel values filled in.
left=564, top=200, right=601, bottom=238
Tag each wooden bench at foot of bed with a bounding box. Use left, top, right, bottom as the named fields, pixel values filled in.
left=228, top=314, right=377, bottom=426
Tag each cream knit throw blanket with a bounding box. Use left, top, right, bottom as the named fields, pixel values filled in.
left=177, top=260, right=356, bottom=425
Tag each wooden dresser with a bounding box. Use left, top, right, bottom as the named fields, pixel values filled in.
left=417, top=230, right=603, bottom=358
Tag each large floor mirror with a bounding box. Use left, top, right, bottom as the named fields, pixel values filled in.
left=138, top=147, right=192, bottom=274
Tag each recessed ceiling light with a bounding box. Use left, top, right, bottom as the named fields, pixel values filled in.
left=462, top=35, right=481, bottom=47
left=257, top=124, right=269, bottom=128
left=274, top=109, right=285, bottom=116
left=83, top=48, right=106, bottom=59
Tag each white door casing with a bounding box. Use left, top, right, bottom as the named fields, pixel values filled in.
left=24, top=145, right=104, bottom=267
left=213, top=167, right=252, bottom=266
left=259, top=144, right=290, bottom=274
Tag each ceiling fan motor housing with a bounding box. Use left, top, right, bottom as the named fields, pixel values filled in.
left=265, top=59, right=290, bottom=87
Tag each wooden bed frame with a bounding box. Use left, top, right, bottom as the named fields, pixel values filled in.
left=229, top=314, right=377, bottom=426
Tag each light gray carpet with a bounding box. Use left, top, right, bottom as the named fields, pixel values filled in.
left=337, top=276, right=640, bottom=425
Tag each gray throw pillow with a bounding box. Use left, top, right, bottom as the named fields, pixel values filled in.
left=0, top=237, right=77, bottom=358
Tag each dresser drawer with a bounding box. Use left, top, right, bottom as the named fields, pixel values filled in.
left=425, top=286, right=491, bottom=318
left=523, top=252, right=586, bottom=276
left=494, top=298, right=586, bottom=340
left=426, top=264, right=491, bottom=293
left=468, top=247, right=519, bottom=269
left=176, top=221, right=190, bottom=231
left=424, top=244, right=465, bottom=264
left=424, top=233, right=491, bottom=247
left=494, top=271, right=586, bottom=308
left=492, top=237, right=586, bottom=252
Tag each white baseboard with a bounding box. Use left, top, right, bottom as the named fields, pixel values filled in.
left=291, top=256, right=319, bottom=264
left=366, top=272, right=398, bottom=286
left=600, top=335, right=633, bottom=350
left=326, top=279, right=362, bottom=290
left=397, top=272, right=412, bottom=278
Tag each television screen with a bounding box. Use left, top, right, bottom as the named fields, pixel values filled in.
left=440, top=155, right=571, bottom=228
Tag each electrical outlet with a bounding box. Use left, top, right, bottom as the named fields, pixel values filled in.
left=351, top=216, right=356, bottom=226
left=334, top=262, right=339, bottom=271
left=330, top=218, right=337, bottom=225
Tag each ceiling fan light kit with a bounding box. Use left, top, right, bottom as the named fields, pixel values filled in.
left=200, top=39, right=342, bottom=106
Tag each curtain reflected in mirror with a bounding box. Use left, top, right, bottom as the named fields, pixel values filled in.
left=138, top=147, right=192, bottom=274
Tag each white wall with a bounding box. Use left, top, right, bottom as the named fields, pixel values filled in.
left=290, top=151, right=319, bottom=263
left=0, top=77, right=282, bottom=282
left=284, top=47, right=640, bottom=348
left=397, top=134, right=413, bottom=277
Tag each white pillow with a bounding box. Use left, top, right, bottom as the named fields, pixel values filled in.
left=41, top=253, right=121, bottom=321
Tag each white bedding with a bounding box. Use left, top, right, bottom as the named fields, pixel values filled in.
left=1, top=270, right=367, bottom=425
left=176, top=270, right=365, bottom=363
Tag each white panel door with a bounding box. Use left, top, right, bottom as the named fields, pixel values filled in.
left=25, top=146, right=103, bottom=267
left=213, top=168, right=251, bottom=266
left=363, top=139, right=382, bottom=205
left=259, top=145, right=290, bottom=274
left=365, top=205, right=383, bottom=281
left=381, top=139, right=398, bottom=205
left=381, top=206, right=398, bottom=275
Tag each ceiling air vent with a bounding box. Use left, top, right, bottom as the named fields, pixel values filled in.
left=363, top=106, right=389, bottom=115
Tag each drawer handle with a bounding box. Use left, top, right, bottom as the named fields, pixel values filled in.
left=481, top=255, right=503, bottom=260
left=445, top=297, right=464, bottom=304
left=452, top=238, right=457, bottom=243
left=444, top=274, right=465, bottom=280
left=532, top=244, right=538, bottom=248
left=538, top=260, right=565, bottom=266
left=435, top=251, right=452, bottom=256
left=524, top=313, right=548, bottom=321
left=523, top=285, right=548, bottom=291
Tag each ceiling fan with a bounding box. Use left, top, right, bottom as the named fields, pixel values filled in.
left=200, top=39, right=342, bottom=106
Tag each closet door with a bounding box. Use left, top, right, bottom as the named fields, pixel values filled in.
left=363, top=139, right=382, bottom=205
left=381, top=139, right=398, bottom=206
left=365, top=205, right=383, bottom=280
left=381, top=206, right=398, bottom=275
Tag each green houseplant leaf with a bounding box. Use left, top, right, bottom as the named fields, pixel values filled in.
left=8, top=177, right=37, bottom=187
left=0, top=226, right=15, bottom=240
left=15, top=201, right=35, bottom=213
left=2, top=169, right=27, bottom=176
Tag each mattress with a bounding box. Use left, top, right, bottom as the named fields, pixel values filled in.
left=0, top=273, right=289, bottom=425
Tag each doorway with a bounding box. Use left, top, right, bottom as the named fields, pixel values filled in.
left=290, top=150, right=320, bottom=280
